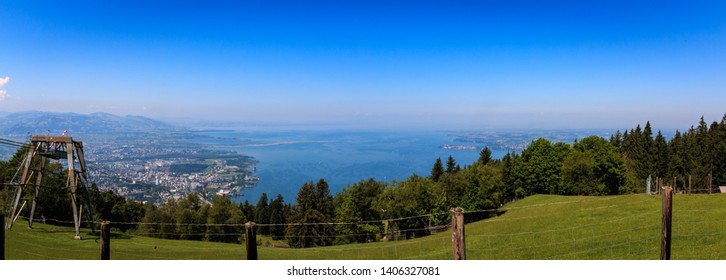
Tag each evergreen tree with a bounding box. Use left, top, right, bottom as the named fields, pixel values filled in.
left=317, top=179, right=334, bottom=216
left=685, top=127, right=703, bottom=190
left=268, top=194, right=287, bottom=240
left=445, top=155, right=458, bottom=173
left=430, top=158, right=444, bottom=182
left=501, top=151, right=517, bottom=201
left=286, top=179, right=334, bottom=248
left=715, top=114, right=726, bottom=187
left=704, top=122, right=720, bottom=189
left=255, top=193, right=270, bottom=235
left=610, top=130, right=623, bottom=150
left=643, top=121, right=655, bottom=177
left=653, top=131, right=670, bottom=179
left=239, top=200, right=255, bottom=222
left=669, top=130, right=687, bottom=189
left=479, top=146, right=493, bottom=165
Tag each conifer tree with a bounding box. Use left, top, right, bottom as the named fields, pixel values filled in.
left=430, top=157, right=444, bottom=182
left=446, top=155, right=458, bottom=173
left=479, top=146, right=492, bottom=165
left=268, top=194, right=287, bottom=240
left=255, top=193, right=270, bottom=235
left=653, top=131, right=670, bottom=178
left=286, top=179, right=334, bottom=248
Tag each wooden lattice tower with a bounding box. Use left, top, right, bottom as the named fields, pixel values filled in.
left=6, top=136, right=94, bottom=239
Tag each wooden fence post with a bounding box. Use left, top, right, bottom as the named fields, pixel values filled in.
left=1, top=211, right=5, bottom=260
left=689, top=175, right=692, bottom=194
left=451, top=207, right=465, bottom=260
left=673, top=177, right=677, bottom=194
left=661, top=187, right=673, bottom=260
left=245, top=222, right=257, bottom=260
left=656, top=178, right=661, bottom=195
left=100, top=221, right=110, bottom=260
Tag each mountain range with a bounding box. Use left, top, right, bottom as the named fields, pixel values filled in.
left=0, top=111, right=182, bottom=136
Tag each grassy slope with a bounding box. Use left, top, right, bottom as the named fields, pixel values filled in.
left=5, top=194, right=726, bottom=260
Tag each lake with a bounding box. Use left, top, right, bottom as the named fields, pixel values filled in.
left=188, top=130, right=506, bottom=204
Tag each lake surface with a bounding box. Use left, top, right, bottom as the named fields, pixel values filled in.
left=189, top=130, right=505, bottom=204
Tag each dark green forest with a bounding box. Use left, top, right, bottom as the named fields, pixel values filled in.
left=2, top=114, right=725, bottom=248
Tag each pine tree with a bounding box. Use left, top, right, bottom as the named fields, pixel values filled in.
left=286, top=180, right=334, bottom=248
left=255, top=193, right=270, bottom=235
left=653, top=131, right=670, bottom=178
left=715, top=114, right=726, bottom=187
left=268, top=194, right=286, bottom=240
left=446, top=155, right=458, bottom=173
left=668, top=130, right=687, bottom=189
left=610, top=130, right=623, bottom=149
left=286, top=182, right=316, bottom=248
left=479, top=146, right=492, bottom=165
left=239, top=200, right=255, bottom=222
left=430, top=158, right=444, bottom=182
left=643, top=121, right=655, bottom=177
left=501, top=152, right=516, bottom=201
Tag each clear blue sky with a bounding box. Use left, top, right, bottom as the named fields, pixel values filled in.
left=1, top=1, right=725, bottom=130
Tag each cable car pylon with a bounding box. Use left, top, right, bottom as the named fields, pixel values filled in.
left=6, top=135, right=95, bottom=239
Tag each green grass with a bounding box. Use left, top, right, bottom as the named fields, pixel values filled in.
left=5, top=194, right=726, bottom=260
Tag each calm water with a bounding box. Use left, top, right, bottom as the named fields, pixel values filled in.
left=189, top=130, right=505, bottom=204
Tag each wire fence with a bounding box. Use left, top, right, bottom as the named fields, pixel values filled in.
left=5, top=193, right=726, bottom=260
left=2, top=211, right=460, bottom=260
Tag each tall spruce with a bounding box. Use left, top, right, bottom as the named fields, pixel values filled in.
left=653, top=131, right=670, bottom=179
left=446, top=155, right=458, bottom=173
left=668, top=130, right=687, bottom=189
left=268, top=194, right=287, bottom=240
left=430, top=157, right=444, bottom=182
left=286, top=179, right=334, bottom=248
left=255, top=193, right=270, bottom=235
left=479, top=146, right=493, bottom=165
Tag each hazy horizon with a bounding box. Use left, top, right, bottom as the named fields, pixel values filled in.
left=0, top=108, right=721, bottom=134
left=2, top=1, right=726, bottom=131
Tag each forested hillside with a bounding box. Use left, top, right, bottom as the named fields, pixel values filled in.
left=2, top=114, right=725, bottom=248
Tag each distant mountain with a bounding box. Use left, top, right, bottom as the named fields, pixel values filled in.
left=0, top=111, right=183, bottom=136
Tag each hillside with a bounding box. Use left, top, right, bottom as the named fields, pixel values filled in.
left=5, top=193, right=726, bottom=260
left=0, top=111, right=181, bottom=136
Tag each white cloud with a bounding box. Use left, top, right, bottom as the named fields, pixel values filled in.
left=0, top=77, right=8, bottom=101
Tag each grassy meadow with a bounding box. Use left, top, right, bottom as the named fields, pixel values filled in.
left=5, top=193, right=726, bottom=260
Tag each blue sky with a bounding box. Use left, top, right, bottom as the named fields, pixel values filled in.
left=1, top=1, right=725, bottom=130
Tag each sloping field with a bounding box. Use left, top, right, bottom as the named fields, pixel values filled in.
left=5, top=194, right=726, bottom=260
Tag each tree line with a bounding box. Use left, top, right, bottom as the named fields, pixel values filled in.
left=1, top=114, right=725, bottom=248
